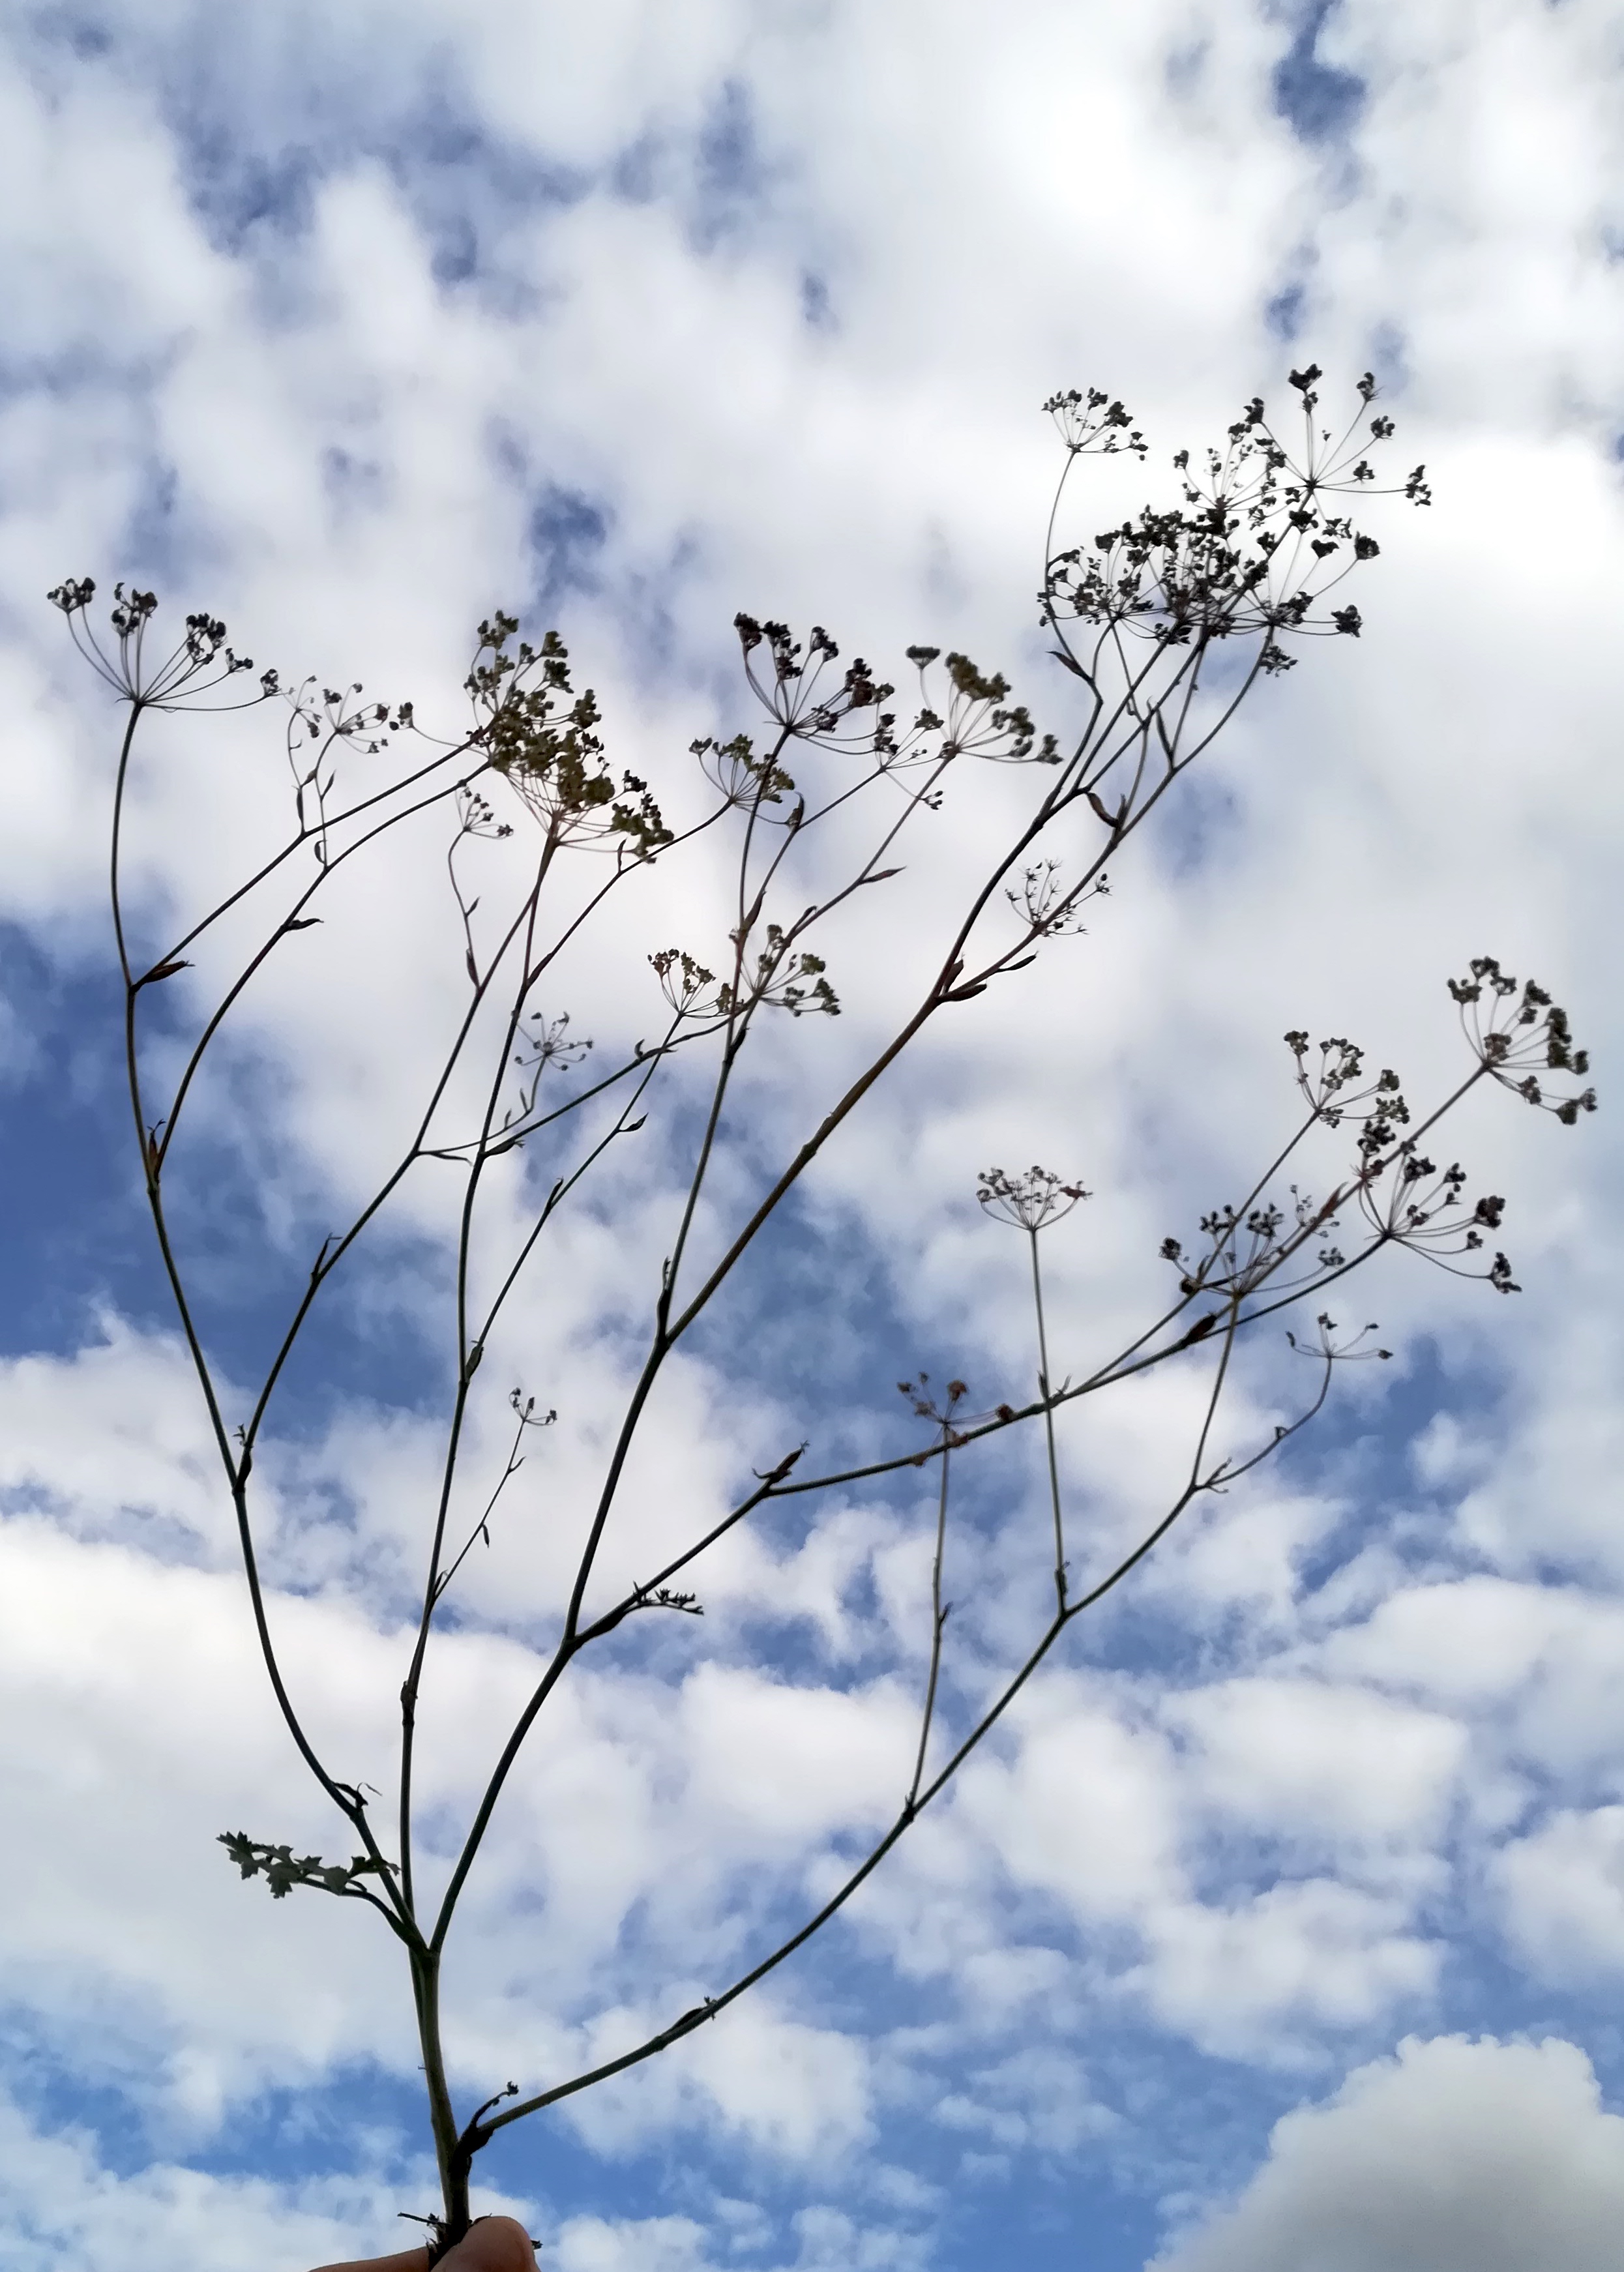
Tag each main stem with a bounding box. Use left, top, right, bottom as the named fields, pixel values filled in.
left=411, top=1947, right=468, bottom=2234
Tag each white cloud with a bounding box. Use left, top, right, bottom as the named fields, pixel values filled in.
left=0, top=1513, right=413, bottom=2113
left=934, top=2043, right=1111, bottom=2158
left=1156, top=2034, right=1624, bottom=2272
left=552, top=2202, right=930, bottom=2272
left=1140, top=1881, right=1438, bottom=2056
left=1167, top=1677, right=1466, bottom=1860
left=954, top=1681, right=1183, bottom=1926
left=1493, top=1805, right=1624, bottom=1984
left=554, top=2215, right=715, bottom=2272
left=0, top=1320, right=239, bottom=1560
left=0, top=2084, right=451, bottom=2272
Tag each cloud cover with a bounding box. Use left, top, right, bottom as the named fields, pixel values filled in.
left=0, top=1, right=1621, bottom=2267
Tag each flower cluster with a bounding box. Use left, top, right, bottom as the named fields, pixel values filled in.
left=47, top=578, right=269, bottom=709
left=650, top=923, right=839, bottom=1022
left=1044, top=369, right=1428, bottom=671
left=1450, top=956, right=1597, bottom=1123
left=469, top=615, right=670, bottom=855
left=733, top=615, right=893, bottom=739
left=727, top=617, right=1057, bottom=775
left=977, top=1164, right=1090, bottom=1233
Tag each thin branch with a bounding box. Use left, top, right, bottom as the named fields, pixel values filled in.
left=1029, top=1230, right=1068, bottom=1613
left=906, top=1409, right=956, bottom=1810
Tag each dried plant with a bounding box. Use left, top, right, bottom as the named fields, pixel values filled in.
left=49, top=372, right=1593, bottom=2247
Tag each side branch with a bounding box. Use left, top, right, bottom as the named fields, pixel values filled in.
left=473, top=1324, right=1328, bottom=2152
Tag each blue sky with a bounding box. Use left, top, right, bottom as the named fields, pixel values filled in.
left=1, top=3, right=1623, bottom=2268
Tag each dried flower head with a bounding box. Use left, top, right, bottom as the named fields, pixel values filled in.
left=1449, top=958, right=1597, bottom=1124
left=1043, top=373, right=1426, bottom=670
left=470, top=616, right=670, bottom=856
left=977, top=1166, right=1090, bottom=1232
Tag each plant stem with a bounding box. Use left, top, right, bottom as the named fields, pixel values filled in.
left=411, top=1948, right=467, bottom=2235
left=1030, top=1229, right=1067, bottom=1611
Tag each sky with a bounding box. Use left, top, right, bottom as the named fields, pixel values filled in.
left=0, top=1, right=1622, bottom=2267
